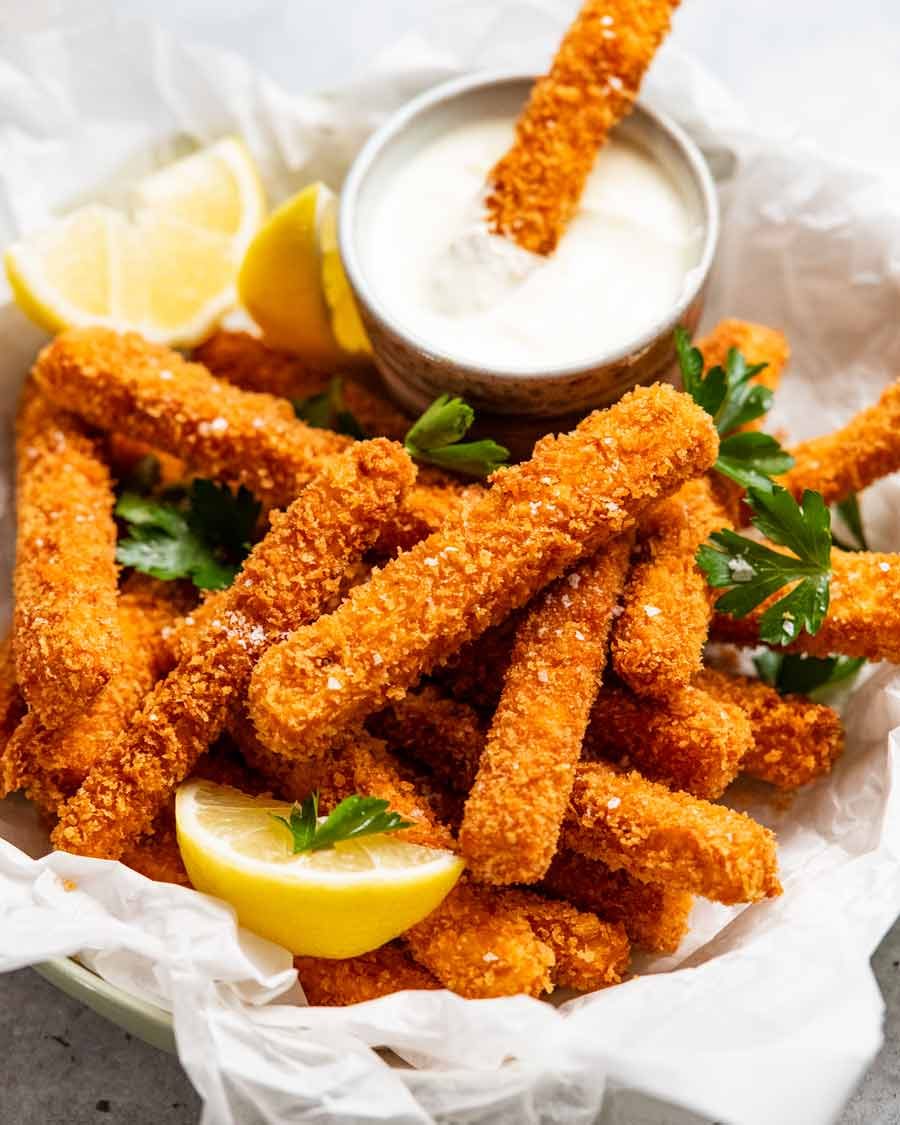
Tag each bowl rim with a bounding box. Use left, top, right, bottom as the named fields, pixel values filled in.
left=339, top=67, right=720, bottom=385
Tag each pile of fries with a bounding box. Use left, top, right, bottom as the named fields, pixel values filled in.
left=2, top=315, right=899, bottom=1007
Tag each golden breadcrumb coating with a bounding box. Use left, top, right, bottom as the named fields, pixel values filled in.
left=2, top=576, right=185, bottom=807
left=697, top=667, right=845, bottom=789
left=564, top=762, right=781, bottom=904
left=367, top=684, right=485, bottom=793
left=782, top=376, right=900, bottom=505
left=711, top=549, right=900, bottom=664
left=543, top=850, right=693, bottom=954
left=14, top=384, right=121, bottom=728
left=500, top=889, right=630, bottom=991
left=248, top=383, right=718, bottom=759
left=460, top=538, right=632, bottom=885
left=585, top=680, right=752, bottom=798
left=33, top=327, right=461, bottom=553
left=486, top=0, right=679, bottom=255
left=52, top=440, right=414, bottom=859
left=195, top=330, right=412, bottom=441
left=611, top=475, right=731, bottom=698
left=405, top=876, right=555, bottom=999
left=296, top=945, right=440, bottom=1006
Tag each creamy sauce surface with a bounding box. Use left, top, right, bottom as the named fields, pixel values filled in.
left=361, top=116, right=703, bottom=371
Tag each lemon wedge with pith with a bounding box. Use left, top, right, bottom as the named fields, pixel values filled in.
left=238, top=180, right=370, bottom=364
left=4, top=137, right=265, bottom=346
left=175, top=780, right=463, bottom=958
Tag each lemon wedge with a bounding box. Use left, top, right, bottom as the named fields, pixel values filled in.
left=237, top=181, right=370, bottom=364
left=4, top=137, right=265, bottom=346
left=175, top=780, right=464, bottom=958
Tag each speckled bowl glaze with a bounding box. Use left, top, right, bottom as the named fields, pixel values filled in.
left=339, top=70, right=719, bottom=419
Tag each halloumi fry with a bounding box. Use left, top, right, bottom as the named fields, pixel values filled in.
left=782, top=376, right=900, bottom=505
left=14, top=385, right=121, bottom=728
left=460, top=538, right=632, bottom=884
left=563, top=761, right=781, bottom=904
left=697, top=667, right=844, bottom=789
left=486, top=0, right=679, bottom=255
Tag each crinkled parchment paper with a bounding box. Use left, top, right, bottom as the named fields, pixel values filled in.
left=2, top=3, right=900, bottom=1122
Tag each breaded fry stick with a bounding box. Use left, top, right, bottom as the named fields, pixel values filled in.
left=34, top=328, right=464, bottom=552
left=296, top=945, right=440, bottom=1006
left=499, top=889, right=630, bottom=991
left=543, top=850, right=693, bottom=954
left=563, top=762, right=781, bottom=904
left=2, top=577, right=185, bottom=808
left=460, top=539, right=632, bottom=884
left=405, top=876, right=555, bottom=999
left=611, top=475, right=730, bottom=697
left=249, top=383, right=718, bottom=759
left=486, top=0, right=679, bottom=255
left=196, top=330, right=412, bottom=441
left=782, top=376, right=900, bottom=505
left=585, top=680, right=752, bottom=798
left=52, top=440, right=414, bottom=859
left=696, top=667, right=844, bottom=789
left=367, top=684, right=485, bottom=793
left=14, top=385, right=121, bottom=728
left=711, top=549, right=900, bottom=664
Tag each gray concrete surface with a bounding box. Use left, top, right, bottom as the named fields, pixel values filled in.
left=1, top=917, right=898, bottom=1124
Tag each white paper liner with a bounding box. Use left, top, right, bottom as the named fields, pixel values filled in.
left=3, top=3, right=900, bottom=1121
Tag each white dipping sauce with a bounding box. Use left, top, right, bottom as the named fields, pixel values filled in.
left=361, top=116, right=702, bottom=371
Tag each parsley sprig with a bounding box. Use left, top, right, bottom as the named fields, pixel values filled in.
left=754, top=650, right=865, bottom=697
left=271, top=792, right=413, bottom=854
left=697, top=487, right=832, bottom=645
left=116, top=479, right=261, bottom=590
left=296, top=382, right=508, bottom=479
left=675, top=327, right=794, bottom=492
left=294, top=377, right=368, bottom=440
left=403, top=394, right=509, bottom=478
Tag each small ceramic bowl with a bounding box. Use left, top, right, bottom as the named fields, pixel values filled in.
left=339, top=70, right=719, bottom=419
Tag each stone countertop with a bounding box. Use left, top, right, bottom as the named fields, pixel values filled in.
left=3, top=2, right=899, bottom=1122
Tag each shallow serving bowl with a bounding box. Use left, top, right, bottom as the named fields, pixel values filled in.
left=339, top=70, right=719, bottom=418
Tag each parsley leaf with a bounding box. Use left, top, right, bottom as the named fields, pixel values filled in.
left=754, top=650, right=865, bottom=696
left=404, top=394, right=509, bottom=478
left=116, top=479, right=261, bottom=590
left=675, top=326, right=794, bottom=491
left=716, top=432, right=795, bottom=493
left=832, top=492, right=869, bottom=552
left=294, top=377, right=368, bottom=440
left=696, top=486, right=832, bottom=645
left=271, top=792, right=413, bottom=854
